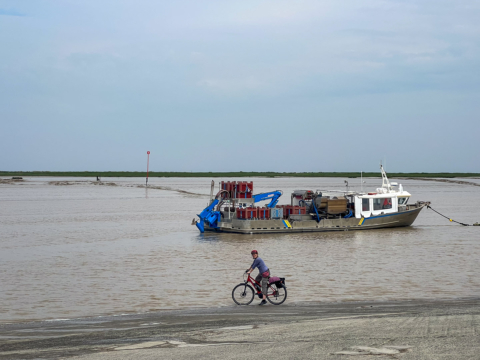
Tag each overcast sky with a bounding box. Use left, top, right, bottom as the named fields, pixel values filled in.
left=1, top=0, right=479, bottom=172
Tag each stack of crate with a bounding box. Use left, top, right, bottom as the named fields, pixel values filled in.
left=220, top=181, right=253, bottom=199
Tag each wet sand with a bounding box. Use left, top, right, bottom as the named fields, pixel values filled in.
left=401, top=177, right=480, bottom=187
left=1, top=298, right=479, bottom=359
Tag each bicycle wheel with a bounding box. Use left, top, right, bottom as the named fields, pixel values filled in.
left=232, top=283, right=255, bottom=305
left=266, top=284, right=287, bottom=305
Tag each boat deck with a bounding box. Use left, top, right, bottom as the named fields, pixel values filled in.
left=205, top=203, right=427, bottom=234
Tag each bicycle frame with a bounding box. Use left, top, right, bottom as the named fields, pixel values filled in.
left=244, top=273, right=277, bottom=296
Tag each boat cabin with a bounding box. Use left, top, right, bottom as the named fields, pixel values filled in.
left=293, top=167, right=412, bottom=219
left=354, top=191, right=411, bottom=218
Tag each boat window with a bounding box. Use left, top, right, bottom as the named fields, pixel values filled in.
left=373, top=198, right=392, bottom=210
left=398, top=197, right=408, bottom=205
left=362, top=198, right=370, bottom=211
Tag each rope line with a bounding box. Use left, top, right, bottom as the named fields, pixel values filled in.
left=426, top=205, right=471, bottom=226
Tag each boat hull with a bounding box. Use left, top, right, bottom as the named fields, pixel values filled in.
left=204, top=204, right=426, bottom=234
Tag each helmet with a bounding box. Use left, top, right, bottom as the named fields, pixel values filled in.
left=251, top=250, right=258, bottom=254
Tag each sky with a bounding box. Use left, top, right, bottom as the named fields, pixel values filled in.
left=1, top=0, right=479, bottom=172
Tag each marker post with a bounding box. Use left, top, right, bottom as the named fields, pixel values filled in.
left=146, top=151, right=150, bottom=186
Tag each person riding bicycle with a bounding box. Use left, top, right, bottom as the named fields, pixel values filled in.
left=246, top=250, right=269, bottom=306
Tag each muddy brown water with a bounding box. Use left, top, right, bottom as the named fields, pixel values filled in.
left=0, top=177, right=479, bottom=323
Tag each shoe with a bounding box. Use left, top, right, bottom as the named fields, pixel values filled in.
left=257, top=293, right=263, bottom=299
left=258, top=300, right=267, bottom=306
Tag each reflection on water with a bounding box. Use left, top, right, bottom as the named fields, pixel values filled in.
left=0, top=176, right=479, bottom=323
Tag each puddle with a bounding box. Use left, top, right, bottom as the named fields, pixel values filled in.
left=334, top=345, right=412, bottom=356
left=115, top=341, right=167, bottom=350
left=216, top=325, right=254, bottom=331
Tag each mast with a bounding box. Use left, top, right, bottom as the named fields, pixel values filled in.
left=380, top=164, right=391, bottom=192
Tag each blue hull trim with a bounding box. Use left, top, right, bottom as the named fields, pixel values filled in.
left=366, top=208, right=419, bottom=221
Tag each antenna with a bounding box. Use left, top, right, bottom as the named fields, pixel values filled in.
left=380, top=163, right=391, bottom=192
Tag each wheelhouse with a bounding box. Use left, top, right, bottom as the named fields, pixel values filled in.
left=354, top=192, right=411, bottom=218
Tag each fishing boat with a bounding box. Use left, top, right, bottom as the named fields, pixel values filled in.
left=193, top=166, right=429, bottom=234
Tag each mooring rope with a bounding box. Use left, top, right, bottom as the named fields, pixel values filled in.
left=426, top=205, right=476, bottom=226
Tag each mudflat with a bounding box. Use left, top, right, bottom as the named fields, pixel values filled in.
left=1, top=298, right=479, bottom=359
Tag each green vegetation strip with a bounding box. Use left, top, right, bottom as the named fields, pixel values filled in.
left=1, top=171, right=479, bottom=178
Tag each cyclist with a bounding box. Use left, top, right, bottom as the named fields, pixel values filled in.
left=246, top=250, right=270, bottom=305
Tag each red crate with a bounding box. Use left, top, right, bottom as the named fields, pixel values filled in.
left=283, top=205, right=306, bottom=218
left=220, top=181, right=230, bottom=195
left=236, top=208, right=246, bottom=219
left=283, top=205, right=291, bottom=218
left=292, top=206, right=306, bottom=215
left=236, top=207, right=258, bottom=219
left=235, top=181, right=253, bottom=197
left=236, top=182, right=246, bottom=192
left=282, top=205, right=306, bottom=218
left=257, top=207, right=270, bottom=219
left=235, top=191, right=249, bottom=199
left=246, top=207, right=257, bottom=219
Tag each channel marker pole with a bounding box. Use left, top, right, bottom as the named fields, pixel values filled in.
left=146, top=151, right=150, bottom=186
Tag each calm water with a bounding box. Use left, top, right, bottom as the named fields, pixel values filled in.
left=0, top=176, right=479, bottom=323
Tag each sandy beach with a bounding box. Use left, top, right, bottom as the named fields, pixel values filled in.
left=1, top=298, right=479, bottom=359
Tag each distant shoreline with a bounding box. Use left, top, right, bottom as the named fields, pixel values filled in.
left=1, top=171, right=479, bottom=178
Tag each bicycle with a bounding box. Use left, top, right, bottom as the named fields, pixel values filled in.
left=232, top=273, right=287, bottom=305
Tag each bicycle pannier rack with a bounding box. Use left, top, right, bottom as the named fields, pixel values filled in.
left=275, top=277, right=286, bottom=289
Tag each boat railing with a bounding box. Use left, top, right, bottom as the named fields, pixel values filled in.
left=316, top=189, right=363, bottom=196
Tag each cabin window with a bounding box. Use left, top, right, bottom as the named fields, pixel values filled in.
left=373, top=198, right=392, bottom=210
left=362, top=198, right=370, bottom=211
left=398, top=197, right=408, bottom=205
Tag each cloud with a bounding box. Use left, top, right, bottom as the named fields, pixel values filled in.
left=1, top=0, right=480, bottom=171
left=0, top=8, right=25, bottom=17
